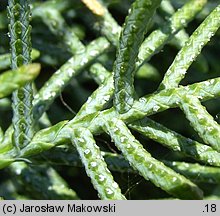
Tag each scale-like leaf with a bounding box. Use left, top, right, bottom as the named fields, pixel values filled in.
left=113, top=0, right=162, bottom=113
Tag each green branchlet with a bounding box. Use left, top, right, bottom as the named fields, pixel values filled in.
left=1, top=0, right=220, bottom=200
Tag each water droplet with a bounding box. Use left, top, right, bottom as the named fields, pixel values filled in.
left=43, top=92, right=51, bottom=100
left=148, top=44, right=155, bottom=51
left=99, top=75, right=105, bottom=82
left=171, top=26, right=176, bottom=33
left=166, top=69, right=172, bottom=75
left=112, top=182, right=118, bottom=189
left=103, top=95, right=110, bottom=102
left=204, top=81, right=210, bottom=86
left=209, top=79, right=215, bottom=85
left=84, top=149, right=91, bottom=155
left=215, top=113, right=220, bottom=123
left=112, top=26, right=120, bottom=35
left=105, top=167, right=111, bottom=173
left=184, top=163, right=189, bottom=168
left=56, top=80, right=64, bottom=87
left=99, top=174, right=106, bottom=182
left=90, top=50, right=98, bottom=56
left=87, top=97, right=92, bottom=103
left=185, top=86, right=190, bottom=91
left=90, top=161, right=97, bottom=167
left=197, top=114, right=203, bottom=120
left=172, top=177, right=177, bottom=182
left=176, top=54, right=181, bottom=61
left=186, top=42, right=191, bottom=47
left=207, top=126, right=213, bottom=132
left=15, top=168, right=22, bottom=175
left=120, top=137, right=127, bottom=143
left=131, top=24, right=137, bottom=30
left=180, top=19, right=186, bottom=25
left=34, top=94, right=39, bottom=99
left=77, top=138, right=85, bottom=143
left=67, top=68, right=74, bottom=77
left=179, top=69, right=186, bottom=75
left=106, top=188, right=114, bottom=195
left=199, top=42, right=205, bottom=50
left=153, top=105, right=160, bottom=112
left=139, top=98, right=146, bottom=103
left=80, top=57, right=87, bottom=66
left=96, top=154, right=101, bottom=159
left=208, top=159, right=213, bottom=164
left=94, top=145, right=99, bottom=149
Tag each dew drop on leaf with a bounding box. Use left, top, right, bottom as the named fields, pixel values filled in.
left=77, top=137, right=85, bottom=143
left=153, top=105, right=160, bottom=112
left=99, top=174, right=106, bottom=182
left=112, top=182, right=118, bottom=188
left=84, top=149, right=91, bottom=155
left=120, top=136, right=127, bottom=143
left=90, top=161, right=97, bottom=167
left=106, top=188, right=114, bottom=195
left=172, top=177, right=177, bottom=182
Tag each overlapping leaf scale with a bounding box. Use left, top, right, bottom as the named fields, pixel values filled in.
left=113, top=0, right=162, bottom=114
left=8, top=0, right=35, bottom=150
left=180, top=95, right=220, bottom=152
left=129, top=117, right=220, bottom=166
left=159, top=4, right=220, bottom=89
left=72, top=128, right=126, bottom=200
left=137, top=0, right=207, bottom=70
left=103, top=117, right=203, bottom=199
left=33, top=37, right=110, bottom=120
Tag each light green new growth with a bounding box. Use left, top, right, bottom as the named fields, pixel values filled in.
left=33, top=37, right=110, bottom=120
left=159, top=0, right=208, bottom=72
left=0, top=64, right=40, bottom=99
left=72, top=128, right=126, bottom=200
left=103, top=116, right=203, bottom=199
left=159, top=4, right=220, bottom=89
left=90, top=63, right=110, bottom=85
left=122, top=77, right=220, bottom=123
left=180, top=95, right=220, bottom=152
left=164, top=161, right=220, bottom=185
left=0, top=49, right=40, bottom=71
left=136, top=0, right=207, bottom=70
left=129, top=117, right=220, bottom=166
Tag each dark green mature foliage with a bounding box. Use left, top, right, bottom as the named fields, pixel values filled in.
left=8, top=0, right=35, bottom=151
left=0, top=0, right=220, bottom=200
